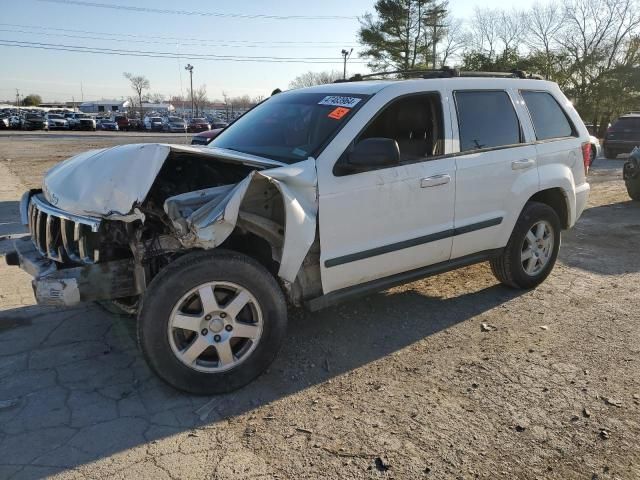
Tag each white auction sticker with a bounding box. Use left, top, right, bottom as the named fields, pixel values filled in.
left=318, top=96, right=362, bottom=108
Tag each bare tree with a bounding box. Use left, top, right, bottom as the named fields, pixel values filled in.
left=561, top=0, right=640, bottom=99
left=496, top=9, right=526, bottom=57
left=525, top=2, right=566, bottom=78
left=438, top=17, right=469, bottom=66
left=147, top=92, right=166, bottom=104
left=289, top=70, right=342, bottom=89
left=123, top=72, right=150, bottom=119
left=190, top=85, right=208, bottom=117
left=469, top=8, right=500, bottom=60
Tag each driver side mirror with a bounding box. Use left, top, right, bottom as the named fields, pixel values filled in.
left=335, top=137, right=401, bottom=175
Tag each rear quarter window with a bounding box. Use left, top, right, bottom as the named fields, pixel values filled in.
left=521, top=91, right=575, bottom=140
left=454, top=90, right=522, bottom=152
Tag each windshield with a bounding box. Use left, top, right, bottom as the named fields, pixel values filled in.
left=151, top=117, right=162, bottom=122
left=169, top=117, right=184, bottom=123
left=77, top=114, right=89, bottom=119
left=210, top=91, right=369, bottom=163
left=48, top=114, right=63, bottom=119
left=193, top=118, right=207, bottom=122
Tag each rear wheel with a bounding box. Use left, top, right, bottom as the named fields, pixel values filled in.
left=490, top=202, right=561, bottom=289
left=589, top=145, right=597, bottom=166
left=137, top=250, right=287, bottom=394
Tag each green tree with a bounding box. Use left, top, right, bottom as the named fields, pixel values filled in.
left=22, top=94, right=42, bottom=106
left=358, top=0, right=448, bottom=72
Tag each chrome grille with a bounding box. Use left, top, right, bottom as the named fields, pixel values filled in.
left=28, top=194, right=101, bottom=264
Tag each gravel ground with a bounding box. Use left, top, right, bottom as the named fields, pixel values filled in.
left=0, top=132, right=638, bottom=480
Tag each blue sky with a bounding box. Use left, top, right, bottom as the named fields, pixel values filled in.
left=1, top=0, right=535, bottom=102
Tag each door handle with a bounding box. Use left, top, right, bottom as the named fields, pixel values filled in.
left=511, top=159, right=536, bottom=170
left=420, top=174, right=451, bottom=188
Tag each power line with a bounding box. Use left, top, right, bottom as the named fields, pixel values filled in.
left=0, top=23, right=357, bottom=45
left=0, top=27, right=358, bottom=50
left=0, top=39, right=369, bottom=64
left=36, top=0, right=358, bottom=20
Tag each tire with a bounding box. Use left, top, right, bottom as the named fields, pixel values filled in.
left=604, top=148, right=618, bottom=160
left=589, top=145, right=596, bottom=167
left=137, top=249, right=287, bottom=394
left=626, top=180, right=640, bottom=201
left=490, top=202, right=561, bottom=289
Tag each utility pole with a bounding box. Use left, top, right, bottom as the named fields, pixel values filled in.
left=15, top=89, right=20, bottom=107
left=185, top=64, right=194, bottom=118
left=425, top=7, right=446, bottom=69
left=341, top=48, right=353, bottom=79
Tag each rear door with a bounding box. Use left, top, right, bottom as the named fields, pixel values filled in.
left=448, top=88, right=540, bottom=259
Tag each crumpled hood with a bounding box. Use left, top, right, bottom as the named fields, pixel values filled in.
left=43, top=143, right=284, bottom=220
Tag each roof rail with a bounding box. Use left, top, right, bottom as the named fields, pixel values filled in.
left=335, top=67, right=544, bottom=83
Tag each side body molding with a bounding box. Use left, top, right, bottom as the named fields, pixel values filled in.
left=165, top=158, right=318, bottom=283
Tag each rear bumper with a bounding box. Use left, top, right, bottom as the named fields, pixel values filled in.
left=574, top=182, right=590, bottom=225
left=6, top=237, right=143, bottom=307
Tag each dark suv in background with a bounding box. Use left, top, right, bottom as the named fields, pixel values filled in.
left=604, top=113, right=640, bottom=159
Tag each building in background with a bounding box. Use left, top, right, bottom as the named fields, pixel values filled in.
left=79, top=99, right=130, bottom=113
left=141, top=102, right=175, bottom=114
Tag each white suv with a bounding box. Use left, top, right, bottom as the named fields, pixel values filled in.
left=7, top=71, right=590, bottom=394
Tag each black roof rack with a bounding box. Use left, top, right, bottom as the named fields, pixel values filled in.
left=334, top=67, right=544, bottom=83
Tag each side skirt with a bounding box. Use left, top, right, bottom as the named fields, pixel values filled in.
left=305, top=249, right=504, bottom=312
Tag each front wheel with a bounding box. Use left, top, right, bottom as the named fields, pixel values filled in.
left=490, top=202, right=561, bottom=289
left=137, top=250, right=287, bottom=394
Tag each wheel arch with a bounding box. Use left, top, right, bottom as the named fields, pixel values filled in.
left=527, top=187, right=570, bottom=229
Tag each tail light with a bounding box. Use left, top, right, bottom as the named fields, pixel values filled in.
left=581, top=142, right=591, bottom=174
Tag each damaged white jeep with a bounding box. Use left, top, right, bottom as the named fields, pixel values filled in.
left=7, top=72, right=591, bottom=394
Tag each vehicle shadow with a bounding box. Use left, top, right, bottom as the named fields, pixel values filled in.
left=560, top=199, right=640, bottom=275
left=0, top=278, right=523, bottom=474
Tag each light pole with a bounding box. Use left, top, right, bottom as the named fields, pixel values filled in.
left=341, top=48, right=353, bottom=79
left=185, top=63, right=194, bottom=117
left=425, top=8, right=446, bottom=69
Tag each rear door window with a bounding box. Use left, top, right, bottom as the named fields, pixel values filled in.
left=454, top=91, right=522, bottom=152
left=521, top=91, right=575, bottom=140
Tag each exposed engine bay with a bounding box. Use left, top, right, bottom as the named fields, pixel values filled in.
left=16, top=143, right=320, bottom=308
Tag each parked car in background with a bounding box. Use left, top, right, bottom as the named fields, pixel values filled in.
left=128, top=118, right=143, bottom=131
left=9, top=115, right=22, bottom=129
left=190, top=127, right=223, bottom=145
left=98, top=118, right=119, bottom=131
left=144, top=116, right=164, bottom=131
left=211, top=120, right=229, bottom=129
left=603, top=113, right=640, bottom=159
left=66, top=113, right=96, bottom=131
left=45, top=114, right=69, bottom=130
left=114, top=115, right=130, bottom=131
left=188, top=118, right=210, bottom=133
left=0, top=116, right=9, bottom=129
left=588, top=135, right=601, bottom=167
left=163, top=116, right=188, bottom=133
left=22, top=114, right=47, bottom=130
left=623, top=147, right=640, bottom=200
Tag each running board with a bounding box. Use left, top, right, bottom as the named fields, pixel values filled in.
left=305, top=249, right=504, bottom=312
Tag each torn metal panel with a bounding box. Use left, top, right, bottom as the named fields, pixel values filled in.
left=43, top=143, right=285, bottom=221
left=165, top=158, right=318, bottom=283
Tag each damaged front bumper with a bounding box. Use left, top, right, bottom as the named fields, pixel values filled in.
left=6, top=237, right=143, bottom=307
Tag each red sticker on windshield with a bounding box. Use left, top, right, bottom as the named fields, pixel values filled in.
left=328, top=107, right=350, bottom=120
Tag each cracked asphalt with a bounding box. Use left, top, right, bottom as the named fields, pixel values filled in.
left=0, top=133, right=639, bottom=479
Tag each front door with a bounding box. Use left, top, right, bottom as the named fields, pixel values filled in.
left=317, top=91, right=456, bottom=294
